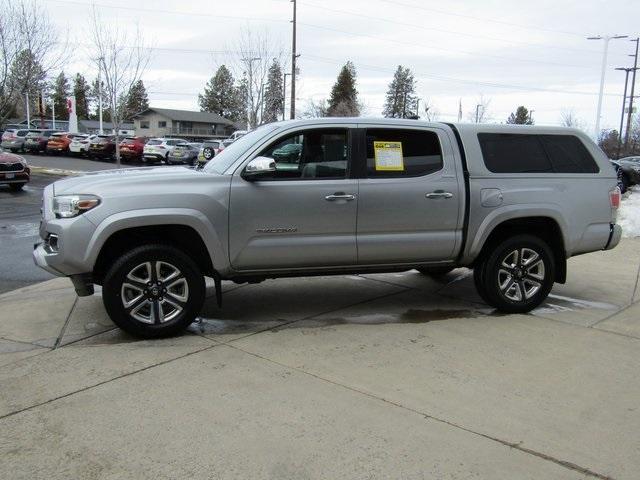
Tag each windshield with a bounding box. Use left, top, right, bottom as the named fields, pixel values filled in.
left=204, top=125, right=279, bottom=174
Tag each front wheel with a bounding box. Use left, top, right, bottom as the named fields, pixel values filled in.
left=102, top=244, right=206, bottom=338
left=478, top=235, right=555, bottom=313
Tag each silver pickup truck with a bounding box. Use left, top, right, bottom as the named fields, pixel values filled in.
left=34, top=119, right=622, bottom=337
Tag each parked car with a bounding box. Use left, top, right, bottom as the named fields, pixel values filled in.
left=1, top=128, right=33, bottom=152
left=197, top=140, right=223, bottom=164
left=34, top=120, right=622, bottom=338
left=0, top=150, right=30, bottom=191
left=88, top=135, right=117, bottom=160
left=228, top=130, right=247, bottom=141
left=272, top=142, right=302, bottom=163
left=69, top=134, right=95, bottom=156
left=118, top=136, right=148, bottom=162
left=612, top=156, right=640, bottom=191
left=167, top=142, right=201, bottom=166
left=47, top=133, right=80, bottom=154
left=142, top=138, right=187, bottom=163
left=24, top=130, right=60, bottom=153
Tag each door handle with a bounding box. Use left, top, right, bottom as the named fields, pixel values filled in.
left=426, top=191, right=453, bottom=199
left=325, top=193, right=356, bottom=201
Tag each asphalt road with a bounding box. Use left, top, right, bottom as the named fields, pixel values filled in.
left=0, top=173, right=61, bottom=293
left=0, top=153, right=140, bottom=294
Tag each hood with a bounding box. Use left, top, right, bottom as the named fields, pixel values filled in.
left=0, top=152, right=26, bottom=164
left=53, top=166, right=208, bottom=195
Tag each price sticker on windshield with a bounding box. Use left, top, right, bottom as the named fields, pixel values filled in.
left=374, top=141, right=404, bottom=171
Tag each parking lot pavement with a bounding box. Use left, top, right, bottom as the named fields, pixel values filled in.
left=21, top=153, right=131, bottom=172
left=1, top=241, right=639, bottom=479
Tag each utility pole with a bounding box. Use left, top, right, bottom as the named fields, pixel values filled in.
left=415, top=98, right=420, bottom=118
left=475, top=104, right=481, bottom=123
left=624, top=37, right=639, bottom=147
left=290, top=0, right=297, bottom=120
left=283, top=72, right=291, bottom=121
left=25, top=92, right=30, bottom=126
left=587, top=35, right=628, bottom=138
left=529, top=109, right=535, bottom=124
left=52, top=96, right=56, bottom=129
left=615, top=67, right=632, bottom=157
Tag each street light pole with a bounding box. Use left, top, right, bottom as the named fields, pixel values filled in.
left=475, top=104, right=481, bottom=123
left=587, top=35, right=628, bottom=138
left=529, top=109, right=535, bottom=124
left=98, top=58, right=104, bottom=135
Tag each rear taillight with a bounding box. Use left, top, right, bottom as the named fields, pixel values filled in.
left=609, top=187, right=621, bottom=209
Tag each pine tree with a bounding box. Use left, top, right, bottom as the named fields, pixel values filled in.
left=327, top=61, right=359, bottom=117
left=89, top=78, right=111, bottom=122
left=123, top=80, right=149, bottom=120
left=8, top=49, right=47, bottom=119
left=506, top=106, right=534, bottom=125
left=73, top=74, right=91, bottom=119
left=51, top=72, right=70, bottom=120
left=199, top=65, right=243, bottom=121
left=383, top=65, right=417, bottom=118
left=262, top=60, right=284, bottom=124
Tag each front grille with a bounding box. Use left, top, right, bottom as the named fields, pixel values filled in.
left=0, top=162, right=23, bottom=172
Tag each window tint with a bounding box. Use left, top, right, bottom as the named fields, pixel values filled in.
left=255, top=128, right=348, bottom=180
left=478, top=133, right=599, bottom=174
left=541, top=135, right=598, bottom=173
left=147, top=139, right=161, bottom=145
left=478, top=134, right=552, bottom=173
left=365, top=129, right=443, bottom=178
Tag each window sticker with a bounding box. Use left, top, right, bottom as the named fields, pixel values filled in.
left=374, top=141, right=404, bottom=171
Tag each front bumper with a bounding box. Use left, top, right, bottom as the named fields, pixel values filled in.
left=0, top=170, right=29, bottom=184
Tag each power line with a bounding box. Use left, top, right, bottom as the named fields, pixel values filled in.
left=298, top=22, right=594, bottom=69
left=299, top=0, right=603, bottom=55
left=302, top=54, right=622, bottom=97
left=375, top=0, right=588, bottom=38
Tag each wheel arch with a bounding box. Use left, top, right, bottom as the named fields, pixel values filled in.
left=87, top=209, right=226, bottom=284
left=472, top=215, right=567, bottom=284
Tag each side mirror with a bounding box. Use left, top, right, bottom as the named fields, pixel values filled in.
left=242, top=156, right=276, bottom=180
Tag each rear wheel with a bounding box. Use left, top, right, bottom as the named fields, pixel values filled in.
left=203, top=147, right=215, bottom=160
left=477, top=235, right=555, bottom=313
left=102, top=244, right=205, bottom=338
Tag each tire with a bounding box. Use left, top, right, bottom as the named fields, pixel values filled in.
left=472, top=261, right=492, bottom=305
left=416, top=266, right=455, bottom=277
left=9, top=183, right=25, bottom=191
left=479, top=234, right=555, bottom=313
left=203, top=147, right=215, bottom=161
left=102, top=244, right=206, bottom=338
left=620, top=173, right=630, bottom=193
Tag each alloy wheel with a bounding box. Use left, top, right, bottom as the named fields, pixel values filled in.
left=120, top=261, right=189, bottom=324
left=496, top=248, right=545, bottom=302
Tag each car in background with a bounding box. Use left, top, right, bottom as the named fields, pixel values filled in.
left=272, top=142, right=302, bottom=163
left=24, top=129, right=60, bottom=153
left=119, top=136, right=148, bottom=162
left=197, top=140, right=223, bottom=163
left=142, top=138, right=187, bottom=163
left=47, top=132, right=80, bottom=154
left=69, top=134, right=95, bottom=156
left=1, top=128, right=33, bottom=152
left=0, top=151, right=30, bottom=191
left=167, top=142, right=201, bottom=165
left=613, top=156, right=640, bottom=191
left=88, top=135, right=117, bottom=160
left=228, top=130, right=247, bottom=141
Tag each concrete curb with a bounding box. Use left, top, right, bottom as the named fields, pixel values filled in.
left=30, top=166, right=82, bottom=176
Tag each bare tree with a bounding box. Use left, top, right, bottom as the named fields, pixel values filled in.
left=89, top=10, right=150, bottom=166
left=232, top=28, right=285, bottom=129
left=0, top=0, right=66, bottom=125
left=422, top=98, right=440, bottom=121
left=301, top=98, right=328, bottom=118
left=467, top=94, right=492, bottom=123
left=559, top=109, right=584, bottom=130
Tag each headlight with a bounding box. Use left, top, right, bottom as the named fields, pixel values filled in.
left=53, top=195, right=101, bottom=218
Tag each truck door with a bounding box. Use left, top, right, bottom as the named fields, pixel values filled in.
left=355, top=125, right=463, bottom=264
left=229, top=126, right=358, bottom=270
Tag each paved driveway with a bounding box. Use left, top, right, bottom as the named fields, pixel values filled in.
left=1, top=240, right=639, bottom=479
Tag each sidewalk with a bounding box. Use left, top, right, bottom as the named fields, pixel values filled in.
left=1, top=240, right=639, bottom=479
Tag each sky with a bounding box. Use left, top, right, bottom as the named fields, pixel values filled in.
left=42, top=0, right=639, bottom=134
